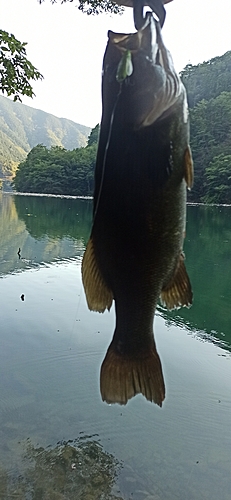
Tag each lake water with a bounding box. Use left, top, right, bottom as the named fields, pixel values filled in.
left=0, top=192, right=231, bottom=500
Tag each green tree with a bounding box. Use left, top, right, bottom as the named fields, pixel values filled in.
left=181, top=51, right=231, bottom=109
left=203, top=154, right=231, bottom=204
left=1, top=1, right=123, bottom=101
left=87, top=124, right=100, bottom=146
left=188, top=91, right=231, bottom=203
left=12, top=142, right=97, bottom=196
left=39, top=0, right=122, bottom=15
left=0, top=30, right=43, bottom=101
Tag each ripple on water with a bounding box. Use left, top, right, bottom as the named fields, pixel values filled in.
left=1, top=243, right=231, bottom=499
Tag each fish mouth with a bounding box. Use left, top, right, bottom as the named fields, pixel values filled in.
left=108, top=13, right=161, bottom=62
left=107, top=13, right=183, bottom=127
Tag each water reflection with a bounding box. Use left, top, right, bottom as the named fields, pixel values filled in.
left=1, top=194, right=231, bottom=353
left=164, top=204, right=231, bottom=351
left=14, top=194, right=92, bottom=242
left=0, top=436, right=122, bottom=500
left=0, top=193, right=92, bottom=276
left=1, top=197, right=231, bottom=499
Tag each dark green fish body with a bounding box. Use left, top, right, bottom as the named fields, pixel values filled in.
left=82, top=14, right=193, bottom=405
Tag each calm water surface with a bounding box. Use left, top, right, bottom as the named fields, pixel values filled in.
left=0, top=193, right=231, bottom=499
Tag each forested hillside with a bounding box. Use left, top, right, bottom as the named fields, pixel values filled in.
left=5, top=51, right=231, bottom=202
left=12, top=126, right=99, bottom=196
left=181, top=51, right=231, bottom=108
left=181, top=51, right=231, bottom=203
left=0, top=95, right=90, bottom=180
left=12, top=144, right=96, bottom=196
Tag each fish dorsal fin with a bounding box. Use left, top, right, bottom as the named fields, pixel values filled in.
left=184, top=145, right=194, bottom=189
left=160, top=252, right=192, bottom=309
left=100, top=344, right=165, bottom=406
left=82, top=237, right=113, bottom=313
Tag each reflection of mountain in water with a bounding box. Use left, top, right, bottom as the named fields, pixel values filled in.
left=0, top=194, right=92, bottom=276
left=160, top=205, right=231, bottom=351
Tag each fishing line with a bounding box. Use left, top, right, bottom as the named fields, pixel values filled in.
left=93, top=84, right=123, bottom=225
left=93, top=49, right=134, bottom=224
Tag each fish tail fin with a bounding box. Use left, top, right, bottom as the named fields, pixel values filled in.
left=100, top=344, right=165, bottom=406
left=82, top=237, right=113, bottom=313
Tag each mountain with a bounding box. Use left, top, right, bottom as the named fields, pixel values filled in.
left=0, top=95, right=91, bottom=179
left=181, top=51, right=231, bottom=108
left=180, top=51, right=231, bottom=203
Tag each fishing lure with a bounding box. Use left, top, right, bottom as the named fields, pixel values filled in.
left=116, top=50, right=133, bottom=83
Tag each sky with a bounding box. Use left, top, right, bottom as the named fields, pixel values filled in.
left=1, top=0, right=231, bottom=128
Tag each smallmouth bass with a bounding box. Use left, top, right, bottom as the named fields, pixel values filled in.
left=82, top=13, right=193, bottom=406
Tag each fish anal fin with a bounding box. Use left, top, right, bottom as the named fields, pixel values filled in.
left=100, top=345, right=165, bottom=406
left=160, top=252, right=193, bottom=309
left=82, top=237, right=113, bottom=313
left=184, top=145, right=194, bottom=189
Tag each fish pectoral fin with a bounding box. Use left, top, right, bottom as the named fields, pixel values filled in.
left=184, top=145, right=194, bottom=189
left=160, top=252, right=193, bottom=309
left=81, top=237, right=113, bottom=313
left=100, top=344, right=165, bottom=406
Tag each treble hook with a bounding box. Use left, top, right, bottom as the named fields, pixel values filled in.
left=133, top=0, right=166, bottom=30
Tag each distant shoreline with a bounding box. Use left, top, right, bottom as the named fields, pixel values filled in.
left=2, top=191, right=231, bottom=207
left=1, top=191, right=93, bottom=200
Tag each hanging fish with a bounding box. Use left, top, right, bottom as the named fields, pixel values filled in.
left=82, top=13, right=193, bottom=406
